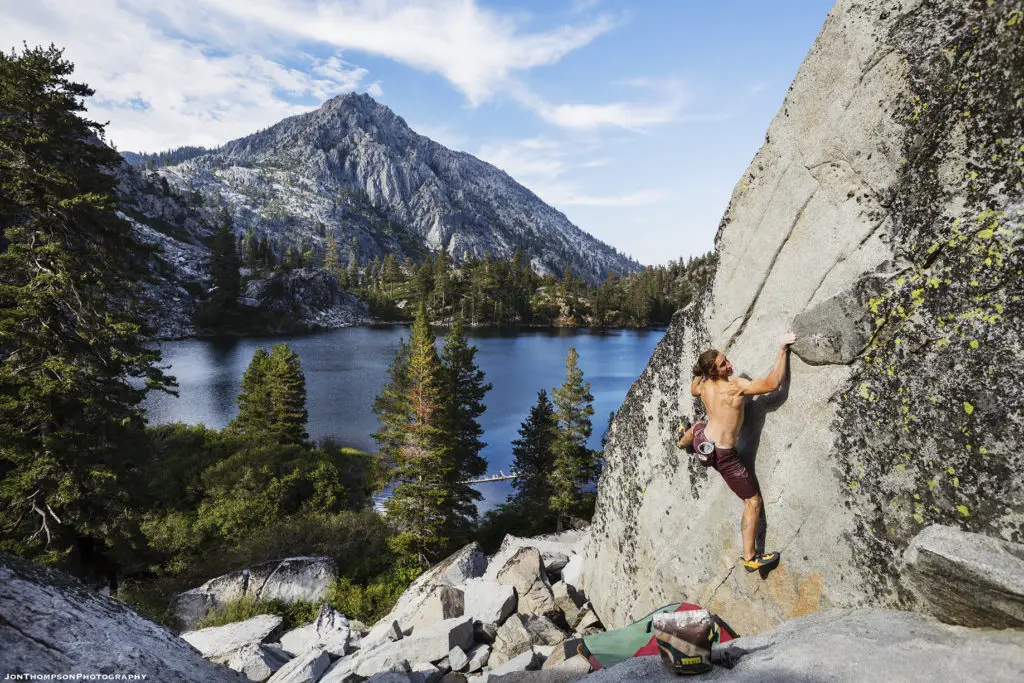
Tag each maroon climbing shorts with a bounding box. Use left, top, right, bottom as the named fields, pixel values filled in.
left=692, top=423, right=759, bottom=500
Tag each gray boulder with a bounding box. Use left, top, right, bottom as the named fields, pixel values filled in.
left=551, top=583, right=581, bottom=628
left=266, top=648, right=331, bottom=683
left=404, top=585, right=465, bottom=633
left=410, top=661, right=443, bottom=683
left=480, top=649, right=545, bottom=681
left=279, top=604, right=352, bottom=657
left=582, top=609, right=1024, bottom=682
left=0, top=552, right=245, bottom=682
left=485, top=534, right=581, bottom=582
left=466, top=644, right=491, bottom=672
left=447, top=646, right=469, bottom=671
left=485, top=656, right=590, bottom=683
left=903, top=524, right=1024, bottom=628
left=224, top=643, right=287, bottom=682
left=491, top=615, right=567, bottom=667
left=174, top=557, right=337, bottom=631
left=181, top=615, right=283, bottom=660
left=495, top=548, right=557, bottom=618
left=374, top=543, right=484, bottom=635
left=353, top=617, right=475, bottom=677
left=463, top=578, right=517, bottom=625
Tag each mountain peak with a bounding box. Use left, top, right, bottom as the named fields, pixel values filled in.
left=152, top=95, right=641, bottom=283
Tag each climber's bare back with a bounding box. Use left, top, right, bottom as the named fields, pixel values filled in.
left=689, top=345, right=793, bottom=448
left=694, top=377, right=749, bottom=447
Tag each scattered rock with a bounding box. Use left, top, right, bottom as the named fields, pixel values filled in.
left=280, top=605, right=352, bottom=657
left=485, top=534, right=581, bottom=582
left=491, top=615, right=566, bottom=666
left=224, top=643, right=286, bottom=682
left=353, top=617, right=474, bottom=677
left=377, top=544, right=484, bottom=634
left=463, top=578, right=517, bottom=625
left=481, top=649, right=544, bottom=681
left=466, top=644, right=491, bottom=672
left=410, top=661, right=443, bottom=683
left=447, top=645, right=469, bottom=671
left=495, top=548, right=557, bottom=618
left=405, top=585, right=465, bottom=633
left=264, top=648, right=331, bottom=683
left=181, top=615, right=283, bottom=660
left=903, top=524, right=1024, bottom=628
left=551, top=583, right=580, bottom=628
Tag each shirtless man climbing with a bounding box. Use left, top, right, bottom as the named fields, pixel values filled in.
left=677, top=333, right=796, bottom=572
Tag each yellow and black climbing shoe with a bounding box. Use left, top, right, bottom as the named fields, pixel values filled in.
left=743, top=552, right=780, bottom=572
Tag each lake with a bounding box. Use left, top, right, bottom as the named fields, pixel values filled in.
left=144, top=326, right=665, bottom=511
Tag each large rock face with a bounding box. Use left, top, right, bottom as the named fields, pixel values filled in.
left=0, top=552, right=243, bottom=682
left=582, top=0, right=1024, bottom=634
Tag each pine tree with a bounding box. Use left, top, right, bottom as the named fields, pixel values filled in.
left=265, top=344, right=309, bottom=445
left=375, top=304, right=454, bottom=566
left=323, top=233, right=343, bottom=280
left=230, top=344, right=308, bottom=445
left=346, top=248, right=359, bottom=288
left=440, top=314, right=491, bottom=539
left=210, top=211, right=241, bottom=305
left=244, top=228, right=259, bottom=266
left=373, top=339, right=412, bottom=472
left=382, top=254, right=401, bottom=297
left=0, top=45, right=174, bottom=570
left=511, top=389, right=558, bottom=510
left=549, top=347, right=596, bottom=531
left=231, top=348, right=272, bottom=437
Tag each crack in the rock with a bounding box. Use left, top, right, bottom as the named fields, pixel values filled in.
left=804, top=157, right=887, bottom=208
left=847, top=47, right=898, bottom=111
left=803, top=215, right=889, bottom=310
left=0, top=615, right=67, bottom=656
left=725, top=188, right=817, bottom=352
left=708, top=565, right=736, bottom=602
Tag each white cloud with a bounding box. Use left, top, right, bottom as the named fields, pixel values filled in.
left=511, top=78, right=686, bottom=131
left=156, top=0, right=619, bottom=106
left=0, top=0, right=619, bottom=150
left=0, top=0, right=381, bottom=151
left=476, top=136, right=665, bottom=208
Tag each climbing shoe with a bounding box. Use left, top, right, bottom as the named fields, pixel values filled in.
left=743, top=552, right=780, bottom=572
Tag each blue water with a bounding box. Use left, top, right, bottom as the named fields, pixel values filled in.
left=144, top=326, right=664, bottom=511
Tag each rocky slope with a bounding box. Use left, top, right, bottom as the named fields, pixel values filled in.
left=0, top=552, right=244, bottom=682
left=7, top=530, right=1021, bottom=681
left=146, top=93, right=640, bottom=285
left=110, top=159, right=374, bottom=339
left=580, top=0, right=1024, bottom=634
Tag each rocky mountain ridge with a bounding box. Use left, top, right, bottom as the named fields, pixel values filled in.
left=140, top=93, right=640, bottom=286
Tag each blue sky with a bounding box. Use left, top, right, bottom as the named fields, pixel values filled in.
left=1, top=0, right=834, bottom=265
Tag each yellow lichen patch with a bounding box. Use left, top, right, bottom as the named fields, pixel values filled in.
left=964, top=402, right=975, bottom=415
left=956, top=505, right=970, bottom=517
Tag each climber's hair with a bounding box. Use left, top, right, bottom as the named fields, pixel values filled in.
left=692, top=348, right=722, bottom=378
